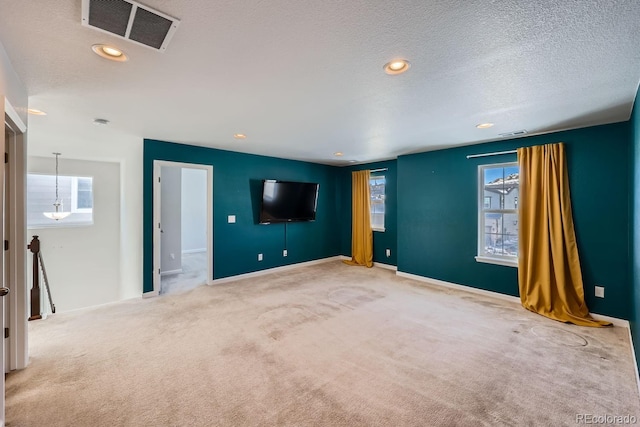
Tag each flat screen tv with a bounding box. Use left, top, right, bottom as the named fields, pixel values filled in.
left=259, top=180, right=319, bottom=224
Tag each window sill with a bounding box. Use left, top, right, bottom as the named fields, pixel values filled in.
left=475, top=256, right=518, bottom=268
left=372, top=227, right=385, bottom=232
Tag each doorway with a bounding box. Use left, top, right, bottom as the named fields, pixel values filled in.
left=152, top=161, right=213, bottom=296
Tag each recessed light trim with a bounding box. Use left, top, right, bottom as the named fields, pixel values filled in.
left=476, top=123, right=494, bottom=129
left=384, top=59, right=410, bottom=75
left=93, top=118, right=110, bottom=126
left=334, top=152, right=344, bottom=157
left=91, top=44, right=128, bottom=62
left=27, top=109, right=47, bottom=116
left=233, top=133, right=247, bottom=139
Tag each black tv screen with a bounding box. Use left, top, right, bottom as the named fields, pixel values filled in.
left=259, top=180, right=319, bottom=224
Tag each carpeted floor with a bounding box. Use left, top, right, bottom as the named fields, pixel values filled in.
left=6, top=261, right=640, bottom=426
left=161, top=252, right=208, bottom=295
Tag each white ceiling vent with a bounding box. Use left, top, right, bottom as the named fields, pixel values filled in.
left=81, top=0, right=180, bottom=52
left=499, top=130, right=528, bottom=137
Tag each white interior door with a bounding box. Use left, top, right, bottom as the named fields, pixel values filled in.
left=0, top=121, right=9, bottom=426
left=4, top=127, right=10, bottom=374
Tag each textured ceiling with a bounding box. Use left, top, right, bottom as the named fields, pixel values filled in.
left=1, top=0, right=639, bottom=164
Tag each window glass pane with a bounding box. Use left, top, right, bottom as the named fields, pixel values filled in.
left=370, top=175, right=386, bottom=229
left=479, top=163, right=519, bottom=260
left=27, top=174, right=93, bottom=228
left=76, top=177, right=93, bottom=209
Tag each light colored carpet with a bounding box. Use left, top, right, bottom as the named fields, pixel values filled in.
left=161, top=252, right=208, bottom=295
left=6, top=261, right=640, bottom=426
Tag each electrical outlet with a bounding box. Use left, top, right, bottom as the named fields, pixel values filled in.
left=385, top=248, right=391, bottom=257
left=283, top=249, right=288, bottom=257
left=258, top=253, right=263, bottom=261
left=228, top=215, right=236, bottom=223
left=595, top=285, right=604, bottom=298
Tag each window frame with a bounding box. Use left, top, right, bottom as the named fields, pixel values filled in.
left=476, top=162, right=519, bottom=268
left=369, top=174, right=386, bottom=232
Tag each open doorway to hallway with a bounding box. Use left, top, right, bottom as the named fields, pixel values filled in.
left=155, top=163, right=212, bottom=295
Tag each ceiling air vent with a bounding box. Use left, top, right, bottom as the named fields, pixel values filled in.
left=81, top=0, right=180, bottom=52
left=499, top=130, right=528, bottom=137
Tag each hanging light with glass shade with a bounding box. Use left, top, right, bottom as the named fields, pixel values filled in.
left=43, top=152, right=71, bottom=221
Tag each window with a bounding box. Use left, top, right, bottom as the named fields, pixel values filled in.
left=27, top=174, right=94, bottom=228
left=370, top=175, right=385, bottom=231
left=477, top=163, right=519, bottom=266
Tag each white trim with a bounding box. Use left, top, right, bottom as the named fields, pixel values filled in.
left=589, top=313, right=629, bottom=329
left=373, top=262, right=397, bottom=271
left=54, top=296, right=141, bottom=314
left=4, top=99, right=28, bottom=372
left=4, top=99, right=26, bottom=133
left=160, top=269, right=182, bottom=276
left=626, top=327, right=640, bottom=400
left=475, top=256, right=518, bottom=268
left=338, top=255, right=397, bottom=271
left=182, top=248, right=206, bottom=254
left=153, top=161, right=213, bottom=296
left=395, top=271, right=630, bottom=328
left=211, top=256, right=343, bottom=285
left=397, top=271, right=521, bottom=303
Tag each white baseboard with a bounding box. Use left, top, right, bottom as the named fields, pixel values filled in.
left=374, top=262, right=397, bottom=271
left=627, top=327, right=640, bottom=400
left=211, top=256, right=344, bottom=285
left=160, top=269, right=182, bottom=276
left=338, top=255, right=398, bottom=271
left=182, top=248, right=206, bottom=254
left=395, top=270, right=630, bottom=328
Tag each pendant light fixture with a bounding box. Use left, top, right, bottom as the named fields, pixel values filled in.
left=43, top=152, right=71, bottom=221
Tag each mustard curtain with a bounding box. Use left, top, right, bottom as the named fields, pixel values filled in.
left=344, top=170, right=373, bottom=268
left=517, top=143, right=610, bottom=327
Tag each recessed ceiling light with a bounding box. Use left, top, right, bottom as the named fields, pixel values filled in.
left=27, top=109, right=47, bottom=116
left=91, top=44, right=128, bottom=62
left=476, top=123, right=494, bottom=129
left=334, top=152, right=343, bottom=156
left=93, top=118, right=110, bottom=126
left=234, top=133, right=247, bottom=139
left=384, top=59, right=410, bottom=75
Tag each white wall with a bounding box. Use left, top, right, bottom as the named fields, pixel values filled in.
left=0, top=40, right=27, bottom=123
left=181, top=168, right=207, bottom=253
left=28, top=157, right=121, bottom=312
left=26, top=134, right=143, bottom=303
left=160, top=166, right=181, bottom=273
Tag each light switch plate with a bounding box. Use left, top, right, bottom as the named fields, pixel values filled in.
left=228, top=215, right=236, bottom=223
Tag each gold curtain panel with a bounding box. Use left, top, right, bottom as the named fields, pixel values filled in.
left=517, top=143, right=610, bottom=327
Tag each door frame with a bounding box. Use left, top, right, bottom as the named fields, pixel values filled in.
left=1, top=96, right=27, bottom=427
left=150, top=160, right=213, bottom=296
left=3, top=98, right=27, bottom=372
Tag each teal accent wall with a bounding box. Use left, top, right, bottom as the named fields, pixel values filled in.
left=397, top=122, right=631, bottom=319
left=338, top=160, right=397, bottom=266
left=631, top=87, right=640, bottom=370
left=143, top=139, right=341, bottom=293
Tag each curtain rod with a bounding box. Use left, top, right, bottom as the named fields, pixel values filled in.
left=369, top=168, right=388, bottom=173
left=466, top=150, right=517, bottom=159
